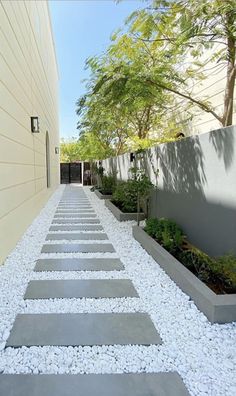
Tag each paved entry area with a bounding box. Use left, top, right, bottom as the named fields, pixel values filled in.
left=0, top=186, right=190, bottom=395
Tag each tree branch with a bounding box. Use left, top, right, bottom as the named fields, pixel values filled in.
left=145, top=79, right=223, bottom=124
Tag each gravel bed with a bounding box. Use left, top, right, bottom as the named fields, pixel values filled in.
left=0, top=185, right=235, bottom=396
left=22, top=298, right=143, bottom=314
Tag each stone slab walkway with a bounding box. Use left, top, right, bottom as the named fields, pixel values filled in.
left=52, top=218, right=101, bottom=224
left=24, top=279, right=138, bottom=299
left=0, top=373, right=190, bottom=396
left=46, top=232, right=108, bottom=240
left=7, top=313, right=161, bottom=347
left=41, top=243, right=115, bottom=253
left=1, top=185, right=191, bottom=395
left=34, top=257, right=124, bottom=271
left=49, top=224, right=104, bottom=231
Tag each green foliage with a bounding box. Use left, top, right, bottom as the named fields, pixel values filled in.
left=144, top=218, right=184, bottom=254
left=215, top=254, right=236, bottom=291
left=75, top=0, right=236, bottom=162
left=129, top=167, right=154, bottom=200
left=145, top=217, right=236, bottom=293
left=113, top=180, right=139, bottom=213
left=99, top=174, right=117, bottom=195
left=112, top=168, right=153, bottom=213
left=179, top=248, right=213, bottom=283
left=60, top=139, right=81, bottom=163
left=76, top=132, right=114, bottom=161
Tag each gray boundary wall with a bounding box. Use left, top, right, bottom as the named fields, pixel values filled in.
left=102, top=126, right=236, bottom=256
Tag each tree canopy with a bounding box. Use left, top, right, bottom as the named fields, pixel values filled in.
left=74, top=0, right=236, bottom=161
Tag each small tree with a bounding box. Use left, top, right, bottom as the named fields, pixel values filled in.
left=129, top=166, right=154, bottom=225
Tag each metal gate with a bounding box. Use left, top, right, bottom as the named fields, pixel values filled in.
left=60, top=163, right=82, bottom=184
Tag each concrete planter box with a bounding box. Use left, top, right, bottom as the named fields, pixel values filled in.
left=105, top=200, right=145, bottom=222
left=133, top=226, right=236, bottom=324
left=95, top=190, right=113, bottom=200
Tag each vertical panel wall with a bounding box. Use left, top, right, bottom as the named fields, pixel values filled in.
left=102, top=126, right=236, bottom=256
left=0, top=0, right=59, bottom=264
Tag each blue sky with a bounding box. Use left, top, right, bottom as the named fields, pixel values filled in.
left=49, top=0, right=143, bottom=140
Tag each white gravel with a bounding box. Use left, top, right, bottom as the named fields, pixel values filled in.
left=0, top=185, right=235, bottom=396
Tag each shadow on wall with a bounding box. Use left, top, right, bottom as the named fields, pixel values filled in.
left=209, top=126, right=235, bottom=170
left=150, top=189, right=236, bottom=256
left=152, top=135, right=206, bottom=199
left=147, top=127, right=236, bottom=256
left=104, top=126, right=236, bottom=255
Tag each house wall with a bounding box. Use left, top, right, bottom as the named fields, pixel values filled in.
left=0, top=0, right=59, bottom=264
left=176, top=45, right=236, bottom=135
left=102, top=126, right=236, bottom=256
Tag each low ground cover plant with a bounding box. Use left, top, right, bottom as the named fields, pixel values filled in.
left=144, top=218, right=236, bottom=294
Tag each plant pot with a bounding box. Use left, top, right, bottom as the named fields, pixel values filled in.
left=105, top=200, right=145, bottom=222
left=95, top=190, right=113, bottom=200
left=132, top=225, right=236, bottom=324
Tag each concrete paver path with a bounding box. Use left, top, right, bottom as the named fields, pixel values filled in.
left=3, top=186, right=190, bottom=395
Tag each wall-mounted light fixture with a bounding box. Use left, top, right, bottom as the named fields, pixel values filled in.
left=130, top=152, right=135, bottom=162
left=55, top=147, right=60, bottom=154
left=31, top=117, right=40, bottom=133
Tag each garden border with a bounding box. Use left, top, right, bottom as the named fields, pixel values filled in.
left=105, top=200, right=145, bottom=222
left=94, top=190, right=113, bottom=200
left=132, top=226, right=236, bottom=324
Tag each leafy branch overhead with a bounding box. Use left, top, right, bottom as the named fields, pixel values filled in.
left=74, top=0, right=236, bottom=161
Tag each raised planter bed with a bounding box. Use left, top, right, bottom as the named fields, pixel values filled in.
left=105, top=200, right=145, bottom=222
left=133, top=225, right=236, bottom=324
left=95, top=190, right=113, bottom=200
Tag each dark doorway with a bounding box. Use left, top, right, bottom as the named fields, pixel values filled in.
left=60, top=163, right=82, bottom=184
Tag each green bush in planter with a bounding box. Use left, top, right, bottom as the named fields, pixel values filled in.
left=112, top=169, right=153, bottom=214
left=113, top=180, right=139, bottom=213
left=99, top=174, right=116, bottom=195
left=145, top=218, right=236, bottom=293
left=179, top=248, right=213, bottom=282
left=144, top=218, right=184, bottom=254
left=214, top=254, right=236, bottom=292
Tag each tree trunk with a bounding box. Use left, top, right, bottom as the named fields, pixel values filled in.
left=222, top=14, right=236, bottom=126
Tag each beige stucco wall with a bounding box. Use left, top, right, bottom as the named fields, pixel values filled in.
left=180, top=45, right=236, bottom=135
left=0, top=0, right=59, bottom=264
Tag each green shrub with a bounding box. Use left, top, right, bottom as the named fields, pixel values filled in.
left=214, top=254, right=236, bottom=291
left=113, top=180, right=138, bottom=213
left=145, top=218, right=236, bottom=294
left=99, top=174, right=116, bottom=195
left=179, top=248, right=213, bottom=283
left=144, top=218, right=184, bottom=254
left=112, top=170, right=153, bottom=214
left=144, top=218, right=160, bottom=238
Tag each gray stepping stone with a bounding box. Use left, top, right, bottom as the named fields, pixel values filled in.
left=6, top=313, right=161, bottom=347
left=59, top=204, right=90, bottom=206
left=49, top=225, right=104, bottom=231
left=52, top=219, right=100, bottom=224
left=59, top=201, right=89, bottom=204
left=34, top=258, right=124, bottom=271
left=24, top=279, right=138, bottom=299
left=59, top=201, right=90, bottom=203
left=54, top=214, right=97, bottom=218
left=46, top=233, right=108, bottom=241
left=56, top=210, right=95, bottom=213
left=60, top=199, right=89, bottom=202
left=41, top=243, right=115, bottom=253
left=57, top=206, right=93, bottom=209
left=0, top=373, right=191, bottom=396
